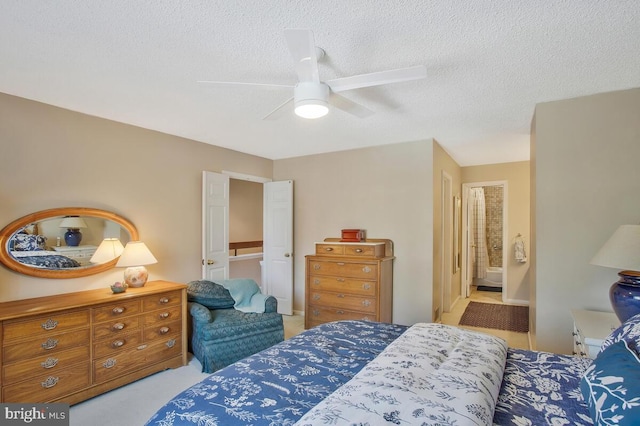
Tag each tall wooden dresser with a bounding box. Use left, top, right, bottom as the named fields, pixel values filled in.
left=0, top=280, right=187, bottom=404
left=305, top=238, right=394, bottom=329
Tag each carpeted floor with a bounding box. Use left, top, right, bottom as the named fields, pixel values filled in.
left=459, top=301, right=529, bottom=333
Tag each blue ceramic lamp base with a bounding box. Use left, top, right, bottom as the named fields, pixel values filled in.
left=610, top=271, right=640, bottom=322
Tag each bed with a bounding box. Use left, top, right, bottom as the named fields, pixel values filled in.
left=146, top=315, right=640, bottom=426
left=9, top=233, right=81, bottom=268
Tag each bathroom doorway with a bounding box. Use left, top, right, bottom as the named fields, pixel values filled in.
left=461, top=181, right=507, bottom=301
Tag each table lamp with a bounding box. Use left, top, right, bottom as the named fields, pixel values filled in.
left=90, top=238, right=125, bottom=264
left=59, top=216, right=88, bottom=246
left=116, top=241, right=157, bottom=287
left=590, top=224, right=640, bottom=322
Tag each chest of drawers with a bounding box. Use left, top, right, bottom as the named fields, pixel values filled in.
left=305, top=238, right=394, bottom=329
left=51, top=245, right=98, bottom=266
left=570, top=309, right=620, bottom=359
left=0, top=280, right=187, bottom=404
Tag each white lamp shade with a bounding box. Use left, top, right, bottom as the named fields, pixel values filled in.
left=116, top=241, right=157, bottom=267
left=590, top=225, right=640, bottom=271
left=294, top=100, right=329, bottom=119
left=59, top=216, right=88, bottom=229
left=90, top=238, right=124, bottom=264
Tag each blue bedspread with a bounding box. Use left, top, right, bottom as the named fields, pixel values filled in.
left=145, top=320, right=407, bottom=426
left=146, top=320, right=594, bottom=426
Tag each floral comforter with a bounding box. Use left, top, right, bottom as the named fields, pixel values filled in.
left=146, top=320, right=593, bottom=426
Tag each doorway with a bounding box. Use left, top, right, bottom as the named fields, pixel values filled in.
left=461, top=181, right=507, bottom=302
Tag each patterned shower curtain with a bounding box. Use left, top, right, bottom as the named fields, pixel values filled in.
left=471, top=187, right=489, bottom=279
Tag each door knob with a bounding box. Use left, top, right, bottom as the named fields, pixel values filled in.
left=207, top=260, right=215, bottom=265
left=284, top=253, right=291, bottom=258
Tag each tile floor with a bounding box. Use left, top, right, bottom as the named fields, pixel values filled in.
left=285, top=286, right=530, bottom=350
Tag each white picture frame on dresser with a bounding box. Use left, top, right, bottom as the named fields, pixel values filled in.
left=570, top=309, right=620, bottom=359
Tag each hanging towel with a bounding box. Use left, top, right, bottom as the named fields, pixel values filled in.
left=514, top=237, right=527, bottom=263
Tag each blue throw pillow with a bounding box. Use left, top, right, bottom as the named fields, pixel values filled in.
left=580, top=340, right=640, bottom=425
left=186, top=280, right=235, bottom=309
left=600, top=312, right=640, bottom=355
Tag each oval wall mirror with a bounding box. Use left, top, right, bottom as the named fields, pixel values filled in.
left=0, top=207, right=138, bottom=279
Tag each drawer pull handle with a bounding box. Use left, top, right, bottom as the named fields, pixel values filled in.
left=41, top=318, right=58, bottom=330
left=336, top=278, right=345, bottom=282
left=325, top=247, right=333, bottom=252
left=363, top=283, right=371, bottom=290
left=137, top=344, right=148, bottom=350
left=103, top=358, right=117, bottom=369
left=313, top=264, right=321, bottom=270
left=313, top=279, right=320, bottom=285
left=112, top=340, right=125, bottom=348
left=313, top=294, right=321, bottom=301
left=362, top=266, right=372, bottom=273
left=337, top=262, right=345, bottom=266
left=112, top=307, right=125, bottom=315
left=362, top=300, right=372, bottom=307
left=159, top=312, right=170, bottom=319
left=312, top=309, right=320, bottom=316
left=166, top=339, right=176, bottom=348
left=112, top=322, right=125, bottom=331
left=160, top=326, right=170, bottom=334
left=362, top=316, right=372, bottom=321
left=355, top=249, right=363, bottom=253
left=41, top=376, right=59, bottom=389
left=159, top=297, right=170, bottom=304
left=42, top=338, right=58, bottom=350
left=336, top=310, right=345, bottom=314
left=575, top=341, right=582, bottom=346
left=41, top=357, right=59, bottom=369
left=337, top=294, right=345, bottom=298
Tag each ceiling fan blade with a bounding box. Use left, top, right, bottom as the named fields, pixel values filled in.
left=329, top=93, right=374, bottom=118
left=326, top=65, right=427, bottom=93
left=197, top=80, right=293, bottom=89
left=262, top=97, right=294, bottom=120
left=283, top=28, right=320, bottom=83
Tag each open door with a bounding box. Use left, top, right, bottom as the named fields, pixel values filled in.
left=263, top=180, right=294, bottom=315
left=461, top=185, right=474, bottom=298
left=202, top=171, right=229, bottom=281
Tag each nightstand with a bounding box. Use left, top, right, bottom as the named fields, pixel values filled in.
left=570, top=309, right=620, bottom=359
left=52, top=245, right=98, bottom=266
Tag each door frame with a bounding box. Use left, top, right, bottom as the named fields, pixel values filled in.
left=461, top=180, right=508, bottom=302
left=439, top=171, right=453, bottom=320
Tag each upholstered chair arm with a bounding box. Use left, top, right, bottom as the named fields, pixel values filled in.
left=264, top=295, right=278, bottom=313
left=189, top=302, right=213, bottom=324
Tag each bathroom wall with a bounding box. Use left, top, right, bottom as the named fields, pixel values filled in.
left=483, top=185, right=504, bottom=267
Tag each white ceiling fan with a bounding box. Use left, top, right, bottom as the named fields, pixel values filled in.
left=198, top=29, right=427, bottom=120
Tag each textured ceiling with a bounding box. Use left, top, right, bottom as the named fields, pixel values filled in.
left=1, top=1, right=639, bottom=166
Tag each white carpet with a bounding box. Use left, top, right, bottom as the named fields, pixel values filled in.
left=70, top=354, right=209, bottom=426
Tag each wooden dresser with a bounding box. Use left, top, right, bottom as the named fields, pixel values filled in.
left=0, top=280, right=187, bottom=404
left=305, top=238, right=394, bottom=329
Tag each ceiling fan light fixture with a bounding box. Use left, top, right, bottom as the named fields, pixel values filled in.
left=295, top=100, right=329, bottom=119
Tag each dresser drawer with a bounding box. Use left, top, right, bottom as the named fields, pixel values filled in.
left=143, top=305, right=182, bottom=325
left=92, top=300, right=141, bottom=322
left=3, top=329, right=90, bottom=363
left=343, top=243, right=384, bottom=257
left=3, top=345, right=90, bottom=385
left=144, top=321, right=181, bottom=342
left=93, top=337, right=182, bottom=384
left=93, top=316, right=142, bottom=340
left=308, top=275, right=377, bottom=296
left=308, top=291, right=377, bottom=313
left=315, top=243, right=345, bottom=255
left=93, top=331, right=143, bottom=358
left=307, top=305, right=377, bottom=324
left=3, top=310, right=89, bottom=342
left=142, top=290, right=182, bottom=311
left=309, top=260, right=378, bottom=278
left=2, top=362, right=91, bottom=403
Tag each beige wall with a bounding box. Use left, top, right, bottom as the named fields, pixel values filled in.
left=532, top=87, right=640, bottom=354
left=0, top=93, right=272, bottom=302
left=433, top=141, right=462, bottom=319
left=462, top=161, right=531, bottom=304
left=274, top=140, right=434, bottom=325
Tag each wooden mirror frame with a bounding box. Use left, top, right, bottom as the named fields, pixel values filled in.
left=0, top=207, right=138, bottom=279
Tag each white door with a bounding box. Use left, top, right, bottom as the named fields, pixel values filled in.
left=462, top=185, right=474, bottom=298
left=202, top=171, right=229, bottom=281
left=263, top=180, right=294, bottom=315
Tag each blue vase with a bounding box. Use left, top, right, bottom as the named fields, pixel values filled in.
left=610, top=271, right=640, bottom=322
left=64, top=228, right=82, bottom=246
